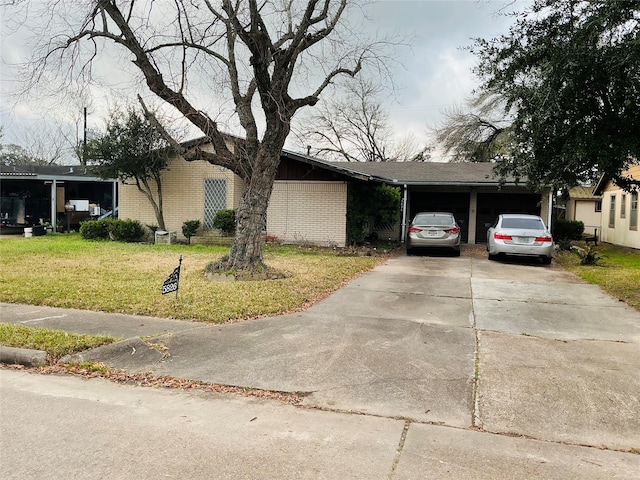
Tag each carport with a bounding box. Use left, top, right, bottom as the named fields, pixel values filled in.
left=0, top=165, right=117, bottom=233
left=336, top=162, right=553, bottom=245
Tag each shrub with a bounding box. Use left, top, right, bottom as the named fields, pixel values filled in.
left=108, top=219, right=146, bottom=242
left=213, top=209, right=236, bottom=235
left=556, top=237, right=573, bottom=251
left=80, top=220, right=111, bottom=240
left=554, top=219, right=584, bottom=241
left=182, top=219, right=201, bottom=244
left=347, top=184, right=401, bottom=245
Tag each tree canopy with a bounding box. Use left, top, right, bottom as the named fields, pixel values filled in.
left=442, top=0, right=640, bottom=189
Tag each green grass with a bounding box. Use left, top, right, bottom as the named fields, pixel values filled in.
left=0, top=234, right=383, bottom=323
left=555, top=242, right=640, bottom=310
left=0, top=323, right=118, bottom=361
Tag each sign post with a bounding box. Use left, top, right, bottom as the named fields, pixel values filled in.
left=161, top=256, right=182, bottom=298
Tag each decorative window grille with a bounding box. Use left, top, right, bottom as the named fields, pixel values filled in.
left=203, top=179, right=227, bottom=229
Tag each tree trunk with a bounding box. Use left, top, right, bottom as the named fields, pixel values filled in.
left=224, top=146, right=282, bottom=271
left=137, top=177, right=166, bottom=231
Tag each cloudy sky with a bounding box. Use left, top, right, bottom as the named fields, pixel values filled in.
left=0, top=0, right=523, bottom=162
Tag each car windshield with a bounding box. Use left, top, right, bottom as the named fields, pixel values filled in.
left=414, top=214, right=453, bottom=226
left=501, top=217, right=545, bottom=229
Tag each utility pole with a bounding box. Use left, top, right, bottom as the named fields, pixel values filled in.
left=83, top=107, right=87, bottom=166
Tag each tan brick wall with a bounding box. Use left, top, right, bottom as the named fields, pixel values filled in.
left=119, top=156, right=244, bottom=240
left=267, top=181, right=347, bottom=246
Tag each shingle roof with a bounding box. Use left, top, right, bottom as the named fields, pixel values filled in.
left=315, top=160, right=518, bottom=185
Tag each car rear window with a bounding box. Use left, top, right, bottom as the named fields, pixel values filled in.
left=501, top=217, right=545, bottom=229
left=414, top=214, right=454, bottom=226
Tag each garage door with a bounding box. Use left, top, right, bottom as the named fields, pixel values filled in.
left=476, top=193, right=541, bottom=243
left=409, top=192, right=470, bottom=243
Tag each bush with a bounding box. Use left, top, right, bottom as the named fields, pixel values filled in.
left=556, top=237, right=573, bottom=251
left=182, top=219, right=201, bottom=244
left=108, top=219, right=146, bottom=242
left=554, top=219, right=584, bottom=240
left=80, top=220, right=111, bottom=240
left=347, top=184, right=401, bottom=245
left=213, top=209, right=236, bottom=235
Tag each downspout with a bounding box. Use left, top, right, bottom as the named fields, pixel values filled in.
left=401, top=184, right=408, bottom=243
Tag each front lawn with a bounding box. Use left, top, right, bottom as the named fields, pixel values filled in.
left=0, top=234, right=385, bottom=323
left=555, top=242, right=640, bottom=310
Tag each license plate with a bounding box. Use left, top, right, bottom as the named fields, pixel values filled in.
left=516, top=237, right=531, bottom=244
left=427, top=230, right=439, bottom=237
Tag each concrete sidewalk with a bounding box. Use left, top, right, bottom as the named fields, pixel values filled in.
left=1, top=251, right=639, bottom=477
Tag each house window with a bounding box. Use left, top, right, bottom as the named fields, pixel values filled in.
left=609, top=194, right=616, bottom=228
left=203, top=178, right=227, bottom=229
left=594, top=200, right=602, bottom=212
left=621, top=194, right=626, bottom=218
left=631, top=192, right=638, bottom=231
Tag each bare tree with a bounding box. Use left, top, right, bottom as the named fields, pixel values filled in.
left=435, top=92, right=515, bottom=164
left=15, top=0, right=388, bottom=272
left=297, top=78, right=429, bottom=161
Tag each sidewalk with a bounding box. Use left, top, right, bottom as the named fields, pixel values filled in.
left=1, top=252, right=639, bottom=477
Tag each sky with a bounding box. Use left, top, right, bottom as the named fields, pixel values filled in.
left=0, top=0, right=523, bottom=163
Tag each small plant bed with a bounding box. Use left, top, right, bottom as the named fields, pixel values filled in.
left=0, top=323, right=119, bottom=363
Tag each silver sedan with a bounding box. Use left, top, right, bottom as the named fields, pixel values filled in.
left=487, top=214, right=554, bottom=264
left=406, top=212, right=461, bottom=256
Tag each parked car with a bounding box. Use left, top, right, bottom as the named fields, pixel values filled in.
left=486, top=214, right=554, bottom=264
left=406, top=212, right=461, bottom=256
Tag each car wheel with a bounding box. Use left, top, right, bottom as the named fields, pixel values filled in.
left=453, top=247, right=461, bottom=257
left=406, top=247, right=413, bottom=255
left=541, top=256, right=552, bottom=265
left=488, top=253, right=497, bottom=261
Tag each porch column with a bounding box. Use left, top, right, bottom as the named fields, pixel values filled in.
left=400, top=184, right=408, bottom=243
left=51, top=180, right=57, bottom=230
left=468, top=189, right=478, bottom=244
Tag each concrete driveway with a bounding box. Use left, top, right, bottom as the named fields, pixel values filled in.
left=2, top=249, right=639, bottom=457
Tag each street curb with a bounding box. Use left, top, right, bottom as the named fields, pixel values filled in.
left=0, top=345, right=48, bottom=367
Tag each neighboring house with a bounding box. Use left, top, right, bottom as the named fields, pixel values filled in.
left=119, top=137, right=552, bottom=246
left=593, top=164, right=640, bottom=249
left=565, top=186, right=602, bottom=237
left=0, top=164, right=117, bottom=233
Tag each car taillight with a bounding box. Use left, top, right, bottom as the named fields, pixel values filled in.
left=535, top=236, right=553, bottom=242
left=493, top=233, right=512, bottom=240
left=408, top=226, right=421, bottom=233
left=445, top=227, right=460, bottom=233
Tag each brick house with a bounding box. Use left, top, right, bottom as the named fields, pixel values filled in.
left=118, top=138, right=552, bottom=246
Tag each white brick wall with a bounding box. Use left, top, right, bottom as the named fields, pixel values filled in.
left=267, top=181, right=347, bottom=247
left=119, top=156, right=244, bottom=240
